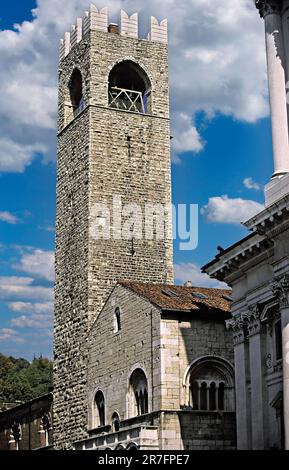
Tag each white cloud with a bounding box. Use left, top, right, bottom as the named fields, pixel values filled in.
left=8, top=300, right=53, bottom=331
left=0, top=328, right=24, bottom=343
left=0, top=211, right=21, bottom=224
left=201, top=194, right=264, bottom=225
left=174, top=262, right=227, bottom=288
left=243, top=177, right=261, bottom=191
left=0, top=138, right=46, bottom=173
left=10, top=314, right=52, bottom=329
left=0, top=276, right=53, bottom=302
left=0, top=0, right=267, bottom=170
left=171, top=113, right=204, bottom=163
left=8, top=301, right=53, bottom=314
left=38, top=225, right=55, bottom=233
left=13, top=249, right=55, bottom=282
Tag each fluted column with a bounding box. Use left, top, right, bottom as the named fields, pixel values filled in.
left=256, top=0, right=289, bottom=177
left=271, top=274, right=289, bottom=450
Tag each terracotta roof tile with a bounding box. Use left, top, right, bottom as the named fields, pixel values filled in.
left=118, top=281, right=231, bottom=317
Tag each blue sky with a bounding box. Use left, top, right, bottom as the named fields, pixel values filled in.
left=0, top=0, right=271, bottom=360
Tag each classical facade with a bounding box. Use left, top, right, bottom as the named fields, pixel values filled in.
left=203, top=0, right=289, bottom=451
left=53, top=5, right=236, bottom=450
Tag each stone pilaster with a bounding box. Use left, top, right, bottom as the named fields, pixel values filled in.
left=227, top=315, right=250, bottom=449
left=271, top=274, right=289, bottom=449
left=247, top=305, right=265, bottom=450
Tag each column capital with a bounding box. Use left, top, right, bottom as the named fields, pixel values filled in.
left=271, top=274, right=289, bottom=308
left=246, top=305, right=262, bottom=336
left=255, top=0, right=282, bottom=18
left=226, top=315, right=246, bottom=345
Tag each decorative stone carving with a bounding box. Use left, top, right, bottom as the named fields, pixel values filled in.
left=226, top=316, right=246, bottom=345
left=265, top=353, right=273, bottom=369
left=247, top=304, right=262, bottom=336
left=271, top=274, right=289, bottom=309
left=227, top=305, right=263, bottom=343
left=255, top=0, right=281, bottom=18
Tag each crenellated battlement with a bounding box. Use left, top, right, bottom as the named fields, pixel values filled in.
left=59, top=5, right=168, bottom=61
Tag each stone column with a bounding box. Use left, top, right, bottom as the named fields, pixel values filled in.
left=215, top=383, right=219, bottom=411
left=256, top=0, right=289, bottom=177
left=272, top=274, right=289, bottom=450
left=227, top=316, right=251, bottom=449
left=247, top=307, right=265, bottom=449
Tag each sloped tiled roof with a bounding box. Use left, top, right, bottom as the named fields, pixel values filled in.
left=119, top=281, right=231, bottom=317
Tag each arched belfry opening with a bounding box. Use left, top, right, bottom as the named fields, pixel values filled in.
left=68, top=69, right=84, bottom=121
left=108, top=61, right=151, bottom=114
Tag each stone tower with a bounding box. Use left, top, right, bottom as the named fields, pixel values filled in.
left=54, top=5, right=173, bottom=449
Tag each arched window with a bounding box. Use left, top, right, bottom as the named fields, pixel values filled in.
left=111, top=412, right=120, bottom=432
left=94, top=390, right=105, bottom=427
left=67, top=69, right=84, bottom=122
left=115, top=444, right=125, bottom=450
left=114, top=307, right=121, bottom=333
left=108, top=61, right=151, bottom=114
left=126, top=442, right=139, bottom=451
left=186, top=356, right=234, bottom=412
left=128, top=368, right=148, bottom=417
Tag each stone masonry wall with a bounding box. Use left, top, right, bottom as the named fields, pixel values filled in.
left=159, top=313, right=234, bottom=410
left=87, top=30, right=174, bottom=323
left=55, top=25, right=173, bottom=449
left=159, top=411, right=236, bottom=450
left=87, top=284, right=161, bottom=427
left=86, top=286, right=236, bottom=449
left=55, top=31, right=92, bottom=449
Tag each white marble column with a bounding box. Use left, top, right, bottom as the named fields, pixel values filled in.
left=227, top=317, right=251, bottom=449
left=272, top=275, right=289, bottom=449
left=247, top=308, right=265, bottom=450
left=257, top=0, right=289, bottom=177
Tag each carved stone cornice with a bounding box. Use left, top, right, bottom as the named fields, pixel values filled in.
left=271, top=274, right=289, bottom=309
left=255, top=0, right=282, bottom=18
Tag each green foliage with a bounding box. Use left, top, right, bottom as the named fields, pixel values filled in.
left=0, top=353, right=53, bottom=403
